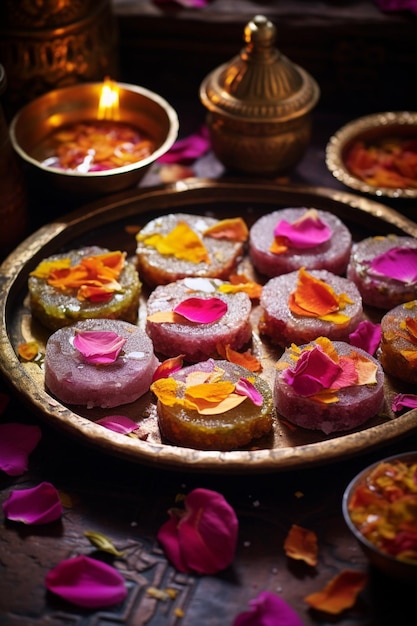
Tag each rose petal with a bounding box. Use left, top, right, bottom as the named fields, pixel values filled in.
left=282, top=346, right=341, bottom=396
left=0, top=423, right=42, bottom=476
left=96, top=415, right=138, bottom=434
left=374, top=0, right=417, bottom=16
left=174, top=297, right=228, bottom=323
left=233, top=590, right=305, bottom=626
left=3, top=481, right=62, bottom=524
left=158, top=125, right=210, bottom=163
left=45, top=555, right=127, bottom=608
left=349, top=320, right=382, bottom=355
left=157, top=488, right=238, bottom=574
left=369, top=247, right=417, bottom=283
left=274, top=209, right=332, bottom=249
left=235, top=377, right=263, bottom=406
left=73, top=331, right=127, bottom=364
left=392, top=393, right=417, bottom=412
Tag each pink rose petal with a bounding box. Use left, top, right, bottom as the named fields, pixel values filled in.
left=282, top=347, right=341, bottom=396
left=392, top=393, right=417, bottom=412
left=45, top=555, right=127, bottom=608
left=235, top=377, right=263, bottom=406
left=374, top=0, right=417, bottom=15
left=158, top=125, right=211, bottom=163
left=73, top=331, right=126, bottom=365
left=96, top=415, right=138, bottom=434
left=157, top=488, right=238, bottom=574
left=233, top=590, right=305, bottom=626
left=174, top=297, right=228, bottom=323
left=3, top=481, right=62, bottom=524
left=368, top=247, right=417, bottom=283
left=349, top=320, right=382, bottom=355
left=0, top=423, right=42, bottom=476
left=274, top=214, right=332, bottom=249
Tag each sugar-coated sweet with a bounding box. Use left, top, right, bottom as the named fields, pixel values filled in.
left=347, top=235, right=417, bottom=309
left=249, top=208, right=352, bottom=277
left=274, top=338, right=384, bottom=434
left=259, top=268, right=363, bottom=347
left=379, top=300, right=417, bottom=383
left=152, top=359, right=274, bottom=450
left=44, top=319, right=159, bottom=408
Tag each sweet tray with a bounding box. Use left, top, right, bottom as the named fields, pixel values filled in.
left=1, top=178, right=417, bottom=473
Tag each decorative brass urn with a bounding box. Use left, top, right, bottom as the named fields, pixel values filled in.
left=199, top=15, right=320, bottom=176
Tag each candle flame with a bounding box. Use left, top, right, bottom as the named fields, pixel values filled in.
left=98, top=77, right=120, bottom=120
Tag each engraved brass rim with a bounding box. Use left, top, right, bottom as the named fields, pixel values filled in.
left=326, top=111, right=417, bottom=199
left=1, top=178, right=417, bottom=473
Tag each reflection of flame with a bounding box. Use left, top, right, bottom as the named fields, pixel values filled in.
left=97, top=77, right=120, bottom=120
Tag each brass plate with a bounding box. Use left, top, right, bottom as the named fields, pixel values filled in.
left=326, top=111, right=417, bottom=200
left=1, top=178, right=417, bottom=473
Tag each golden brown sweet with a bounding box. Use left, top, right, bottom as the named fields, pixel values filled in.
left=28, top=246, right=141, bottom=331
left=379, top=300, right=417, bottom=383
left=151, top=359, right=273, bottom=451
left=136, top=213, right=247, bottom=286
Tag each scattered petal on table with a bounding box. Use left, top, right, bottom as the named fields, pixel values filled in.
left=45, top=555, right=127, bottom=608
left=233, top=590, right=305, bottom=626
left=3, top=481, right=62, bottom=524
left=284, top=523, right=318, bottom=567
left=0, top=423, right=42, bottom=476
left=157, top=487, right=238, bottom=574
left=304, top=569, right=367, bottom=614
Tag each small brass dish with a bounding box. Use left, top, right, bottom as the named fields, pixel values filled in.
left=9, top=82, right=179, bottom=196
left=342, top=451, right=417, bottom=583
left=326, top=111, right=417, bottom=199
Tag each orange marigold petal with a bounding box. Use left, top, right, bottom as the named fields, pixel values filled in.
left=289, top=268, right=341, bottom=317
left=269, top=235, right=288, bottom=254
left=203, top=217, right=248, bottom=242
left=150, top=377, right=181, bottom=406
left=284, top=524, right=318, bottom=567
left=304, top=570, right=367, bottom=614
left=30, top=258, right=71, bottom=278
left=217, top=343, right=262, bottom=372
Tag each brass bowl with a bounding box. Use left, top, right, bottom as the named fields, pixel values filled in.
left=9, top=82, right=179, bottom=196
left=342, top=451, right=417, bottom=583
left=326, top=111, right=417, bottom=199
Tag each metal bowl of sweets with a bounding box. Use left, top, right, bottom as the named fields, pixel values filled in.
left=9, top=80, right=179, bottom=196
left=342, top=451, right=417, bottom=584
left=326, top=111, right=417, bottom=200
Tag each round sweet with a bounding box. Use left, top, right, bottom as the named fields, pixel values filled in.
left=347, top=235, right=417, bottom=309
left=274, top=339, right=385, bottom=434
left=146, top=277, right=253, bottom=361
left=44, top=319, right=159, bottom=408
left=379, top=300, right=417, bottom=383
left=29, top=246, right=141, bottom=331
left=259, top=269, right=363, bottom=347
left=153, top=359, right=274, bottom=450
left=249, top=208, right=352, bottom=277
left=136, top=213, right=245, bottom=286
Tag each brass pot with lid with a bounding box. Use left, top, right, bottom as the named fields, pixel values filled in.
left=199, top=14, right=320, bottom=176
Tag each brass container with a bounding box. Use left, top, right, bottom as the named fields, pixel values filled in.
left=0, top=0, right=118, bottom=120
left=199, top=15, right=320, bottom=176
